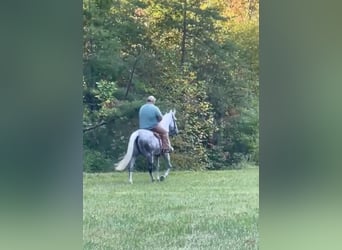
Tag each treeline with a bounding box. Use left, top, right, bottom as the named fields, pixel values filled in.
left=83, top=0, right=259, bottom=172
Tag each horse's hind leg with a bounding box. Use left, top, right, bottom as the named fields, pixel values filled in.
left=128, top=157, right=136, bottom=184
left=147, top=155, right=155, bottom=182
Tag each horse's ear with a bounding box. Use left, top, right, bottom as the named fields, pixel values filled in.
left=173, top=109, right=176, bottom=114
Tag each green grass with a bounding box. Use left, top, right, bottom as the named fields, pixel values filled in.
left=83, top=167, right=259, bottom=250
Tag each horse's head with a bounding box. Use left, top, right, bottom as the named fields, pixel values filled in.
left=168, top=109, right=179, bottom=137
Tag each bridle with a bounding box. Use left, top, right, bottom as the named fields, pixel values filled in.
left=169, top=113, right=178, bottom=137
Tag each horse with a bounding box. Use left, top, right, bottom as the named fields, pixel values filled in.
left=114, top=109, right=179, bottom=184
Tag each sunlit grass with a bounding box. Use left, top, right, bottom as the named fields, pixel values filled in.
left=83, top=167, right=259, bottom=249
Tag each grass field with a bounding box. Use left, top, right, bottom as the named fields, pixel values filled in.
left=83, top=167, right=259, bottom=250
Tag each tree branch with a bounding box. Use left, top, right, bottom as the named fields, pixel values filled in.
left=83, top=121, right=107, bottom=133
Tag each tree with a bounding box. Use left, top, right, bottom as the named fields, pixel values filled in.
left=82, top=0, right=259, bottom=171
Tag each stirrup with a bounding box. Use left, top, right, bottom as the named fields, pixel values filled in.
left=162, top=148, right=173, bottom=154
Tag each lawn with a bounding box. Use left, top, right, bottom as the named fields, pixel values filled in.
left=83, top=167, right=259, bottom=250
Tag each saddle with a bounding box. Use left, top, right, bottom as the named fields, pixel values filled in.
left=153, top=132, right=163, bottom=149
left=153, top=132, right=161, bottom=139
left=152, top=132, right=172, bottom=154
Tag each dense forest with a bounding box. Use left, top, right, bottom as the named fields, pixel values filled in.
left=83, top=0, right=259, bottom=172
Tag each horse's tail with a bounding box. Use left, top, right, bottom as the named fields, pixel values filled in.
left=115, top=130, right=139, bottom=171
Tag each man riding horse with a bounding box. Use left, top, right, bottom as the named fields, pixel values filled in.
left=138, top=95, right=173, bottom=154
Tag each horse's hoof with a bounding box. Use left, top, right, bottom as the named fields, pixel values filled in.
left=160, top=175, right=165, bottom=181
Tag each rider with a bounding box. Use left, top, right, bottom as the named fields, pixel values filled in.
left=139, top=95, right=173, bottom=153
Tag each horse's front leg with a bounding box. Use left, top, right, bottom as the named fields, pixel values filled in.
left=160, top=153, right=172, bottom=181
left=155, top=156, right=160, bottom=181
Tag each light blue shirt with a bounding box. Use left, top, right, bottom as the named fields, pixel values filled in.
left=139, top=103, right=163, bottom=129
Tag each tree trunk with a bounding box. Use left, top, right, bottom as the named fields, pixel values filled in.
left=125, top=57, right=140, bottom=98
left=180, top=0, right=187, bottom=67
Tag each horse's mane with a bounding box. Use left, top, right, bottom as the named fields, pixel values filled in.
left=160, top=110, right=176, bottom=132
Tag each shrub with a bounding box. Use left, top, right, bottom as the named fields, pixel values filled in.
left=83, top=148, right=112, bottom=173
left=170, top=153, right=207, bottom=171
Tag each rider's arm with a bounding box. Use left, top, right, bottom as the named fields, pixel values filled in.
left=156, top=113, right=162, bottom=122
left=155, top=107, right=163, bottom=121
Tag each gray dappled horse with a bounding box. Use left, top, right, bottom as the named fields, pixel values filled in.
left=115, top=110, right=178, bottom=184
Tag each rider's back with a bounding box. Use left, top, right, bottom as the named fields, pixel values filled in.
left=139, top=103, right=162, bottom=129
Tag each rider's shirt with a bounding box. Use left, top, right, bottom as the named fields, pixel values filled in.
left=139, top=103, right=163, bottom=129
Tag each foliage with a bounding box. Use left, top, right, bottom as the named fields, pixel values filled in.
left=83, top=147, right=112, bottom=172
left=227, top=105, right=259, bottom=164
left=83, top=0, right=259, bottom=171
